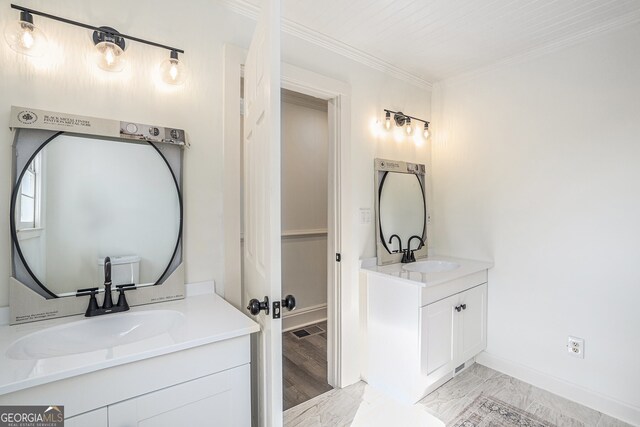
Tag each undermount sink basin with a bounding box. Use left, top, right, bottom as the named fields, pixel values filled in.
left=7, top=310, right=185, bottom=360
left=402, top=260, right=460, bottom=273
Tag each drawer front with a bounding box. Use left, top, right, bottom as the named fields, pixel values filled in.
left=108, top=364, right=251, bottom=427
left=421, top=270, right=487, bottom=307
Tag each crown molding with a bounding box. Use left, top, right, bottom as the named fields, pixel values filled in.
left=221, top=0, right=433, bottom=91
left=439, top=8, right=640, bottom=87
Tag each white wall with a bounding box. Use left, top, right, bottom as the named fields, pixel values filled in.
left=431, top=23, right=640, bottom=420
left=0, top=0, right=255, bottom=306
left=281, top=93, right=328, bottom=314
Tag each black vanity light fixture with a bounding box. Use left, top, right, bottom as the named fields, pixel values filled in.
left=5, top=4, right=187, bottom=85
left=384, top=109, right=430, bottom=138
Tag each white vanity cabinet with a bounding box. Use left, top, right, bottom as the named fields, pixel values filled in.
left=0, top=293, right=258, bottom=427
left=363, top=257, right=491, bottom=404
left=421, top=284, right=487, bottom=381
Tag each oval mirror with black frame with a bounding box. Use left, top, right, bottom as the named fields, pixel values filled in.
left=11, top=132, right=183, bottom=298
left=374, top=158, right=427, bottom=266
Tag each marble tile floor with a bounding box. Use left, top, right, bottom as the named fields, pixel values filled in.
left=284, top=363, right=632, bottom=427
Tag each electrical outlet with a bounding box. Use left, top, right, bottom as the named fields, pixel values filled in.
left=567, top=336, right=584, bottom=359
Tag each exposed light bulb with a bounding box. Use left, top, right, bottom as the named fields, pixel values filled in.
left=384, top=111, right=391, bottom=130
left=105, top=46, right=115, bottom=66
left=93, top=28, right=126, bottom=72
left=423, top=122, right=430, bottom=139
left=169, top=63, right=178, bottom=80
left=21, top=30, right=34, bottom=49
left=160, top=50, right=187, bottom=85
left=95, top=40, right=125, bottom=72
left=4, top=11, right=47, bottom=57
left=405, top=117, right=413, bottom=135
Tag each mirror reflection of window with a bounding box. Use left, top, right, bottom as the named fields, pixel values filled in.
left=18, top=153, right=41, bottom=230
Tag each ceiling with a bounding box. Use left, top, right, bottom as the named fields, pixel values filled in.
left=225, top=0, right=640, bottom=86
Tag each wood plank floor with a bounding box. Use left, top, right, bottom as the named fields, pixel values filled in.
left=283, top=321, right=333, bottom=410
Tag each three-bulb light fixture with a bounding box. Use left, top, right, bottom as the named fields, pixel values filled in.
left=4, top=4, right=187, bottom=85
left=383, top=109, right=430, bottom=139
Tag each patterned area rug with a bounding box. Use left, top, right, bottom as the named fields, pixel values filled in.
left=449, top=395, right=553, bottom=427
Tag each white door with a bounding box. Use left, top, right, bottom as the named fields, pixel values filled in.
left=242, top=1, right=283, bottom=426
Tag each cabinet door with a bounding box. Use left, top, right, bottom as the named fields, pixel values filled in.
left=108, top=364, right=250, bottom=427
left=421, top=293, right=458, bottom=378
left=457, top=284, right=487, bottom=363
left=65, top=408, right=107, bottom=427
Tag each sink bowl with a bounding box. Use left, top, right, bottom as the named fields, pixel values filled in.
left=402, top=260, right=460, bottom=273
left=7, top=310, right=185, bottom=360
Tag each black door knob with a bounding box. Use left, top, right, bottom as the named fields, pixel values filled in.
left=461, top=304, right=467, bottom=310
left=455, top=305, right=462, bottom=312
left=282, top=295, right=296, bottom=311
left=247, top=296, right=270, bottom=316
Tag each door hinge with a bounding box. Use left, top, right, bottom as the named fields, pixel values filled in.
left=272, top=300, right=281, bottom=319
left=336, top=253, right=341, bottom=262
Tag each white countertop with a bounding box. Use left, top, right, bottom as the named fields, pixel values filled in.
left=361, top=255, right=493, bottom=287
left=0, top=293, right=259, bottom=396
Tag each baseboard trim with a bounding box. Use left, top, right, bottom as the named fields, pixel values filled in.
left=282, top=304, right=327, bottom=332
left=476, top=352, right=640, bottom=425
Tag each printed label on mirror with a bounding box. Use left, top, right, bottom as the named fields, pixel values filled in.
left=10, top=106, right=186, bottom=147
left=14, top=310, right=59, bottom=323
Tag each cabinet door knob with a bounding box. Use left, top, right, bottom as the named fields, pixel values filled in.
left=455, top=305, right=462, bottom=312
left=461, top=304, right=467, bottom=310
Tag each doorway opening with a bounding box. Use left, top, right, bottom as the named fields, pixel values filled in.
left=280, top=89, right=333, bottom=410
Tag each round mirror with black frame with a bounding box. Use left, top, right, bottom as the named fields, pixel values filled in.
left=10, top=132, right=183, bottom=298
left=374, top=158, right=427, bottom=266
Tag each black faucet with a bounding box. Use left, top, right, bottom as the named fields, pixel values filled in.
left=404, top=235, right=426, bottom=263
left=388, top=234, right=403, bottom=254
left=76, top=256, right=136, bottom=317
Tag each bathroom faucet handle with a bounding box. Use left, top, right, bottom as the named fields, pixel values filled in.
left=77, top=287, right=100, bottom=317
left=76, top=287, right=99, bottom=297
left=115, top=284, right=136, bottom=311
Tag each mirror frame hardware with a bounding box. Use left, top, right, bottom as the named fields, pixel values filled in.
left=247, top=296, right=270, bottom=316
left=282, top=295, right=296, bottom=311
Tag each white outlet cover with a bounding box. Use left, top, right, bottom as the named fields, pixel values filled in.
left=567, top=336, right=585, bottom=359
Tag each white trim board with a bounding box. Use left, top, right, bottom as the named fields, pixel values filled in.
left=221, top=0, right=432, bottom=90
left=282, top=304, right=327, bottom=332
left=476, top=352, right=640, bottom=426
